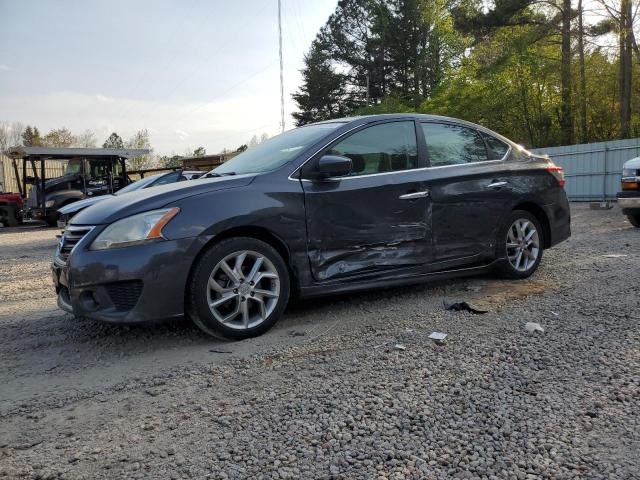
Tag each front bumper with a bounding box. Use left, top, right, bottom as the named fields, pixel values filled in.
left=616, top=192, right=640, bottom=215
left=52, top=234, right=205, bottom=324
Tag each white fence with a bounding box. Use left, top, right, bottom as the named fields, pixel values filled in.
left=532, top=138, right=640, bottom=201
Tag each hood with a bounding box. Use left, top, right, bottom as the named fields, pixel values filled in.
left=58, top=195, right=108, bottom=215
left=71, top=174, right=255, bottom=225
left=624, top=156, right=640, bottom=170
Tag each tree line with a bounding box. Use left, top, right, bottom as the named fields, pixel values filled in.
left=293, top=0, right=640, bottom=148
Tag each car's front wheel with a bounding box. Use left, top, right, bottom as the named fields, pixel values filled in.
left=496, top=210, right=544, bottom=279
left=187, top=237, right=290, bottom=340
left=627, top=214, right=640, bottom=228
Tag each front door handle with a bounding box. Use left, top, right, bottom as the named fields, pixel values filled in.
left=399, top=190, right=430, bottom=200
left=486, top=181, right=508, bottom=189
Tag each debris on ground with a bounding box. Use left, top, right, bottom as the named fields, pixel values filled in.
left=288, top=330, right=307, bottom=337
left=443, top=299, right=488, bottom=314
left=524, top=322, right=545, bottom=333
left=428, top=332, right=448, bottom=345
left=394, top=343, right=406, bottom=351
left=602, top=254, right=628, bottom=258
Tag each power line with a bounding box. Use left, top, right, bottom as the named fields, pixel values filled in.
left=116, top=0, right=210, bottom=121
left=169, top=59, right=279, bottom=126
left=130, top=1, right=272, bottom=128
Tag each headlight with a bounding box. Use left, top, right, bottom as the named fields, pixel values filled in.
left=90, top=207, right=180, bottom=250
left=45, top=200, right=56, bottom=208
left=622, top=168, right=638, bottom=178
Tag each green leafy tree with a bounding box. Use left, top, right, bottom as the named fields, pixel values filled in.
left=126, top=129, right=153, bottom=171
left=192, top=146, right=206, bottom=157
left=42, top=127, right=76, bottom=148
left=102, top=132, right=124, bottom=149
left=22, top=125, right=42, bottom=147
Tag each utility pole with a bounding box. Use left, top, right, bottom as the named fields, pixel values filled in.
left=278, top=0, right=285, bottom=133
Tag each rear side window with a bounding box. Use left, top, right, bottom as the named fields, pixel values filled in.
left=482, top=133, right=510, bottom=160
left=327, top=121, right=418, bottom=176
left=421, top=123, right=488, bottom=167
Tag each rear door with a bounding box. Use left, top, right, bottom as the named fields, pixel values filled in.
left=302, top=120, right=432, bottom=282
left=420, top=121, right=513, bottom=266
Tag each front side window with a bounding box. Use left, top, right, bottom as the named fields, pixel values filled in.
left=65, top=159, right=82, bottom=175
left=327, top=121, right=418, bottom=176
left=421, top=123, right=488, bottom=167
left=482, top=132, right=510, bottom=159
left=112, top=160, right=123, bottom=176
left=86, top=160, right=110, bottom=181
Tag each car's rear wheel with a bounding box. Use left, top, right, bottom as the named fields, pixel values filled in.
left=627, top=214, right=640, bottom=228
left=496, top=210, right=544, bottom=279
left=187, top=237, right=290, bottom=340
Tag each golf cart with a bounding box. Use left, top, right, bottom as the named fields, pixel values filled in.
left=5, top=147, right=149, bottom=226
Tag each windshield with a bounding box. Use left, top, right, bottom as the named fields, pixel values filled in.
left=211, top=123, right=345, bottom=175
left=115, top=175, right=160, bottom=195
left=65, top=159, right=82, bottom=175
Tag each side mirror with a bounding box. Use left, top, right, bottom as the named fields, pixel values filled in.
left=317, top=155, right=352, bottom=179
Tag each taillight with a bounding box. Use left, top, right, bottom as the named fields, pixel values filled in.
left=546, top=165, right=565, bottom=187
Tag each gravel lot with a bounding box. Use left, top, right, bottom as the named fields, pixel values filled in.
left=0, top=204, right=638, bottom=479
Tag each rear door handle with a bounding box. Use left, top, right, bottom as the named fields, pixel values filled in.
left=399, top=190, right=430, bottom=200
left=486, top=181, right=508, bottom=189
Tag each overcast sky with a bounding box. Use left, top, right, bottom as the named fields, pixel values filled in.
left=0, top=0, right=338, bottom=155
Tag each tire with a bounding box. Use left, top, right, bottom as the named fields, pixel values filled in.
left=495, top=210, right=544, bottom=279
left=0, top=205, right=18, bottom=227
left=187, top=237, right=290, bottom=340
left=45, top=212, right=59, bottom=227
left=627, top=214, right=640, bottom=228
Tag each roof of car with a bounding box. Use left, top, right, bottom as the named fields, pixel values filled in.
left=315, top=113, right=481, bottom=125
left=311, top=113, right=514, bottom=145
left=624, top=156, right=640, bottom=169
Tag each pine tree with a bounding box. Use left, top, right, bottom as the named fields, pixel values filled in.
left=292, top=40, right=353, bottom=125
left=102, top=132, right=124, bottom=149
left=22, top=125, right=42, bottom=146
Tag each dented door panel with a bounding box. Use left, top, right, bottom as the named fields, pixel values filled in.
left=302, top=173, right=431, bottom=282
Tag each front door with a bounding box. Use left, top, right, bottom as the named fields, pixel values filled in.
left=302, top=120, right=432, bottom=282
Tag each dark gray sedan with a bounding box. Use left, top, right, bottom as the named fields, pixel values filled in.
left=52, top=114, right=570, bottom=340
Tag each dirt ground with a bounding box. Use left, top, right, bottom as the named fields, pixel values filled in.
left=0, top=204, right=638, bottom=479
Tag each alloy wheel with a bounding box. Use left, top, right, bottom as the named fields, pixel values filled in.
left=206, top=250, right=280, bottom=330
left=506, top=218, right=540, bottom=272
